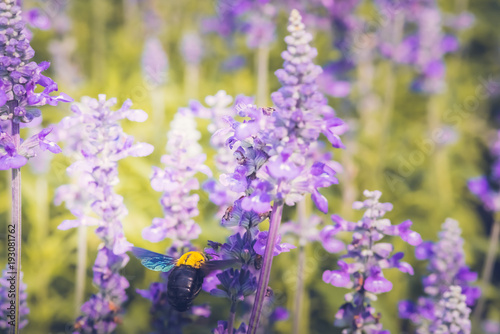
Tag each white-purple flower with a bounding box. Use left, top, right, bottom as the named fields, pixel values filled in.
left=142, top=109, right=210, bottom=246
left=55, top=95, right=153, bottom=332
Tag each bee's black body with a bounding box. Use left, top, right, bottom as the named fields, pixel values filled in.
left=167, top=265, right=205, bottom=312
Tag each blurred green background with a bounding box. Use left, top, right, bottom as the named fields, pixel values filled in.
left=1, top=0, right=500, bottom=333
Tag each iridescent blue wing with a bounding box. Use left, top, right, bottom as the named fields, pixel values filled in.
left=201, top=259, right=240, bottom=275
left=131, top=247, right=177, bottom=272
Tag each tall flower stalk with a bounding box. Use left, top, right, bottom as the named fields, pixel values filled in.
left=55, top=95, right=153, bottom=333
left=399, top=218, right=479, bottom=333
left=0, top=1, right=71, bottom=332
left=208, top=9, right=345, bottom=332
left=322, top=190, right=422, bottom=332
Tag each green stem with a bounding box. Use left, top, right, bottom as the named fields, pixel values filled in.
left=227, top=300, right=237, bottom=334
left=91, top=0, right=105, bottom=84
left=184, top=63, right=199, bottom=100
left=256, top=46, right=269, bottom=106
left=9, top=122, right=21, bottom=334
left=293, top=199, right=307, bottom=334
left=247, top=190, right=284, bottom=334
left=75, top=226, right=88, bottom=316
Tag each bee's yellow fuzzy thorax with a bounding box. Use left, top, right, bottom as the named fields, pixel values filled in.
left=176, top=251, right=206, bottom=268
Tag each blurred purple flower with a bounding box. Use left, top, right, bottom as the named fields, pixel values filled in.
left=181, top=32, right=204, bottom=65
left=400, top=218, right=479, bottom=332
left=55, top=95, right=152, bottom=332
left=142, top=37, right=168, bottom=88
left=143, top=110, right=210, bottom=245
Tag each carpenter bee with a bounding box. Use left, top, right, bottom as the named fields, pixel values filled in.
left=131, top=247, right=238, bottom=312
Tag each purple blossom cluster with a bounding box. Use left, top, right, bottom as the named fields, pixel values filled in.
left=217, top=9, right=345, bottom=215
left=180, top=32, right=204, bottom=65
left=322, top=190, right=422, bottom=333
left=205, top=0, right=276, bottom=49
left=188, top=90, right=252, bottom=215
left=399, top=218, right=479, bottom=333
left=55, top=95, right=153, bottom=333
left=375, top=0, right=472, bottom=94
left=142, top=37, right=168, bottom=88
left=142, top=109, right=211, bottom=245
left=468, top=131, right=500, bottom=211
left=202, top=10, right=347, bottom=332
left=0, top=265, right=28, bottom=329
left=0, top=0, right=71, bottom=170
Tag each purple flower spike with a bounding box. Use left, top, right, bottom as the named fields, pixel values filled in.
left=55, top=95, right=152, bottom=332
left=402, top=218, right=479, bottom=331
left=142, top=110, right=210, bottom=245
left=323, top=190, right=419, bottom=333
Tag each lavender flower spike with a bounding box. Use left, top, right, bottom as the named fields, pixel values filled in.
left=143, top=108, right=211, bottom=246
left=399, top=218, right=479, bottom=333
left=323, top=190, right=421, bottom=333
left=56, top=95, right=153, bottom=333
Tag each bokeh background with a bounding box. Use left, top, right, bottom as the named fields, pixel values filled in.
left=1, top=0, right=500, bottom=333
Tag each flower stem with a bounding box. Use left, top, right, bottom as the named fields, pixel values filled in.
left=228, top=300, right=237, bottom=334
left=472, top=217, right=500, bottom=324
left=256, top=45, right=269, bottom=106
left=247, top=196, right=284, bottom=334
left=9, top=122, right=21, bottom=334
left=293, top=199, right=307, bottom=334
left=75, top=225, right=88, bottom=316
left=184, top=63, right=199, bottom=100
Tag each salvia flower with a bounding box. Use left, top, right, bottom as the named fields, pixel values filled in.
left=181, top=32, right=204, bottom=65
left=218, top=9, right=346, bottom=215
left=190, top=90, right=252, bottom=215
left=468, top=131, right=500, bottom=211
left=399, top=218, right=479, bottom=332
left=211, top=10, right=346, bottom=332
left=142, top=108, right=211, bottom=246
left=55, top=95, right=153, bottom=333
left=0, top=0, right=72, bottom=170
left=322, top=190, right=421, bottom=332
left=0, top=265, right=29, bottom=329
left=142, top=37, right=168, bottom=88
